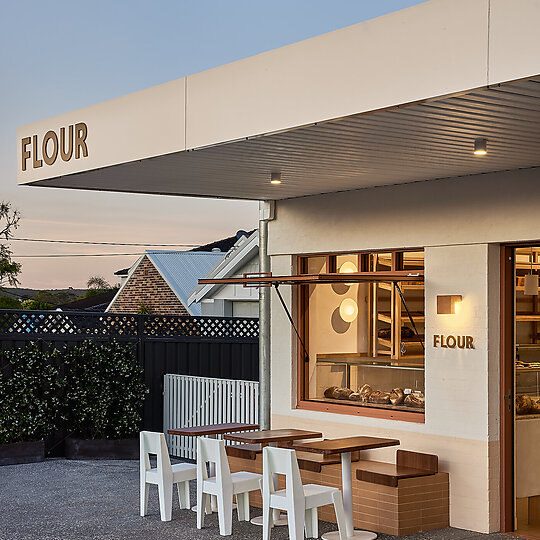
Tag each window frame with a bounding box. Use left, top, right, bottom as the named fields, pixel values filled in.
left=295, top=248, right=426, bottom=424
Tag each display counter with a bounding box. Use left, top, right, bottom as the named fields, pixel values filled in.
left=314, top=353, right=425, bottom=413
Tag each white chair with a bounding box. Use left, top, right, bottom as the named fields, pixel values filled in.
left=139, top=431, right=197, bottom=521
left=261, top=446, right=347, bottom=540
left=197, top=437, right=262, bottom=536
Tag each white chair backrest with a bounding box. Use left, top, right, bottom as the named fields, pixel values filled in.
left=197, top=437, right=231, bottom=487
left=140, top=431, right=172, bottom=476
left=262, top=446, right=304, bottom=501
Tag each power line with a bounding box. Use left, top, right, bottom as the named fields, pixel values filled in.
left=15, top=253, right=145, bottom=258
left=11, top=237, right=200, bottom=247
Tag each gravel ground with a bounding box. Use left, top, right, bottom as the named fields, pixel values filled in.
left=0, top=459, right=517, bottom=540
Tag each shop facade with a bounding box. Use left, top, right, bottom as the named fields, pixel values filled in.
left=16, top=0, right=540, bottom=534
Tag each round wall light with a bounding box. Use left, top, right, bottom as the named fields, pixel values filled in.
left=339, top=298, right=358, bottom=323
left=339, top=261, right=357, bottom=286
left=473, top=138, right=488, bottom=156
left=339, top=261, right=357, bottom=274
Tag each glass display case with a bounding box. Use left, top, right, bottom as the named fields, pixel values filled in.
left=315, top=353, right=425, bottom=413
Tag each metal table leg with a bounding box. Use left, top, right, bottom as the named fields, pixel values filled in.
left=321, top=452, right=377, bottom=540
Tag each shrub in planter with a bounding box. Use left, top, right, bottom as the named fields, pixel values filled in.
left=0, top=343, right=61, bottom=463
left=62, top=340, right=148, bottom=448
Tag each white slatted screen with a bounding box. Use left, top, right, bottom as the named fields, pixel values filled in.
left=163, top=374, right=259, bottom=459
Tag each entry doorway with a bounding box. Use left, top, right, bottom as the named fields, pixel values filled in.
left=501, top=245, right=540, bottom=537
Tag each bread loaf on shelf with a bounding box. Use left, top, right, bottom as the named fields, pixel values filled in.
left=516, top=394, right=534, bottom=415
left=357, top=384, right=372, bottom=402
left=404, top=393, right=425, bottom=408
left=369, top=391, right=391, bottom=404
left=324, top=386, right=338, bottom=398
left=324, top=386, right=354, bottom=400
left=531, top=398, right=540, bottom=414
left=389, top=388, right=405, bottom=405
left=333, top=387, right=354, bottom=400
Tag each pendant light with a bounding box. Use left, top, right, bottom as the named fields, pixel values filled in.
left=524, top=247, right=539, bottom=296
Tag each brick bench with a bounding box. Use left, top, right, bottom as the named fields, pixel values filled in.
left=354, top=450, right=449, bottom=536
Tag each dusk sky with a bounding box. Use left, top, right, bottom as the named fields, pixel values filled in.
left=1, top=0, right=426, bottom=289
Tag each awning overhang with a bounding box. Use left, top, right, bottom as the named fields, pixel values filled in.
left=199, top=270, right=424, bottom=287
left=16, top=0, right=540, bottom=201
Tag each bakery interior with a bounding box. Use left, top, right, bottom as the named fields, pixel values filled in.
left=303, top=250, right=425, bottom=413
left=515, top=246, right=540, bottom=536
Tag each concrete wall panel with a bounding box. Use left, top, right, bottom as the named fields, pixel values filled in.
left=489, top=0, right=540, bottom=85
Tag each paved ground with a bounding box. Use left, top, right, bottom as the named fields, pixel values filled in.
left=0, top=459, right=518, bottom=540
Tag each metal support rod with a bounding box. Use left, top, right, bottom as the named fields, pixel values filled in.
left=259, top=218, right=271, bottom=430
left=394, top=282, right=425, bottom=352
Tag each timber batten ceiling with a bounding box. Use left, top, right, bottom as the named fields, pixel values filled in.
left=31, top=77, right=540, bottom=201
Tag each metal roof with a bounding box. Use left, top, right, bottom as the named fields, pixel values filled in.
left=146, top=250, right=225, bottom=315
left=189, top=232, right=259, bottom=305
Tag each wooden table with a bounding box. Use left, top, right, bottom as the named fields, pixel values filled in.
left=167, top=422, right=259, bottom=437
left=225, top=428, right=322, bottom=525
left=168, top=422, right=259, bottom=512
left=295, top=436, right=400, bottom=540
left=224, top=428, right=322, bottom=446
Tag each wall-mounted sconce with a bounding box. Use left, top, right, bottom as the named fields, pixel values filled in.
left=339, top=298, right=358, bottom=322
left=473, top=138, right=487, bottom=156
left=437, top=295, right=462, bottom=315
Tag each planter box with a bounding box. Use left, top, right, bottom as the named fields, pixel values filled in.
left=0, top=440, right=45, bottom=466
left=65, top=437, right=138, bottom=460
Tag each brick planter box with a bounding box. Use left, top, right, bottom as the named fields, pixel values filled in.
left=65, top=437, right=139, bottom=460
left=0, top=440, right=45, bottom=466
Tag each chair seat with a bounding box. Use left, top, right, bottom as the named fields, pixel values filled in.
left=270, top=483, right=340, bottom=511
left=203, top=470, right=261, bottom=495
left=172, top=462, right=197, bottom=482
left=145, top=462, right=197, bottom=485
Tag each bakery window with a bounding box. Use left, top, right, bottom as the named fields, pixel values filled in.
left=298, top=250, right=425, bottom=415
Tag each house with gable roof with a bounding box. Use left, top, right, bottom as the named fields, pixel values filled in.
left=188, top=230, right=259, bottom=317
left=106, top=250, right=225, bottom=315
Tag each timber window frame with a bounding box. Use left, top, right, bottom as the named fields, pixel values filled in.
left=296, top=249, right=425, bottom=423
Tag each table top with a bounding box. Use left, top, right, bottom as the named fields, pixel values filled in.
left=293, top=436, right=400, bottom=455
left=224, top=428, right=322, bottom=444
left=167, top=422, right=259, bottom=437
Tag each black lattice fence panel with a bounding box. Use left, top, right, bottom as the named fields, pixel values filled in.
left=143, top=315, right=258, bottom=339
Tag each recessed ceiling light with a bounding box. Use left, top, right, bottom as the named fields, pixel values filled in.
left=473, top=138, right=487, bottom=156
left=270, top=172, right=281, bottom=184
